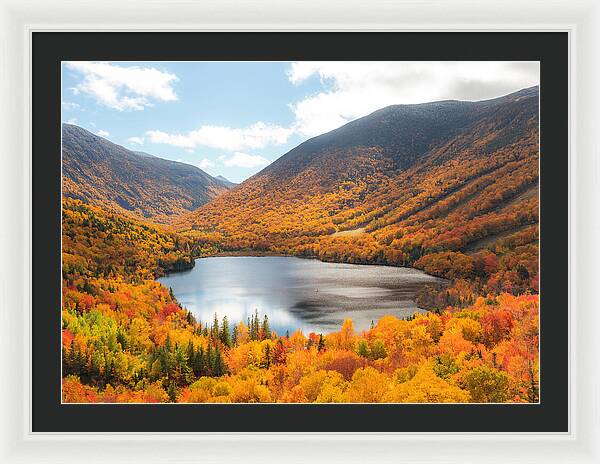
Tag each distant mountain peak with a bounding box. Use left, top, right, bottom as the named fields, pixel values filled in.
left=215, top=175, right=237, bottom=187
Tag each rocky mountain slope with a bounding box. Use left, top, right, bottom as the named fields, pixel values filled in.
left=62, top=124, right=233, bottom=221
left=180, top=86, right=539, bottom=293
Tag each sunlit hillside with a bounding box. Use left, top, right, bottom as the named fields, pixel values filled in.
left=61, top=87, right=540, bottom=403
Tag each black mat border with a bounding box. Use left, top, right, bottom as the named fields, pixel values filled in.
left=32, top=32, right=568, bottom=432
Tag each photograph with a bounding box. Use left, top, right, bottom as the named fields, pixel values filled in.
left=60, top=60, right=541, bottom=404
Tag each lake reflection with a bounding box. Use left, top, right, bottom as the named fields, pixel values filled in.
left=157, top=256, right=444, bottom=335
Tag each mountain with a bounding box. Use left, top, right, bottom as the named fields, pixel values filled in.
left=180, top=87, right=539, bottom=289
left=215, top=175, right=237, bottom=188
left=62, top=124, right=233, bottom=221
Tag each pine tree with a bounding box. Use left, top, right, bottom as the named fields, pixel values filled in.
left=206, top=343, right=214, bottom=376
left=261, top=314, right=271, bottom=340
left=357, top=339, right=370, bottom=358
left=254, top=310, right=260, bottom=340
left=212, top=346, right=226, bottom=377
left=186, top=341, right=195, bottom=375
left=220, top=315, right=231, bottom=347
left=186, top=310, right=196, bottom=327
left=158, top=343, right=170, bottom=378
left=167, top=381, right=178, bottom=402
left=263, top=343, right=271, bottom=369
left=212, top=313, right=220, bottom=345
left=192, top=345, right=205, bottom=377
left=90, top=349, right=102, bottom=382
left=232, top=324, right=239, bottom=347
left=249, top=315, right=256, bottom=341
left=317, top=334, right=325, bottom=352
left=173, top=345, right=191, bottom=386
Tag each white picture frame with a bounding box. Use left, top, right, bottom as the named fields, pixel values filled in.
left=0, top=0, right=597, bottom=462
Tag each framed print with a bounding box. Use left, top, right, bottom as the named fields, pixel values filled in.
left=0, top=0, right=599, bottom=463
left=29, top=31, right=566, bottom=432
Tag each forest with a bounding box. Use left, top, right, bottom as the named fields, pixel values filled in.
left=61, top=88, right=540, bottom=403
left=62, top=198, right=538, bottom=403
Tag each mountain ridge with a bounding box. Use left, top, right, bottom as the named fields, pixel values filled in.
left=179, top=86, right=539, bottom=293
left=254, top=85, right=538, bottom=184
left=62, top=124, right=233, bottom=221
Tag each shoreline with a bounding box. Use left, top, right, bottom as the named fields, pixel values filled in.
left=200, top=250, right=447, bottom=279
left=205, top=250, right=298, bottom=258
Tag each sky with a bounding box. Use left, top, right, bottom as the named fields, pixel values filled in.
left=61, top=61, right=540, bottom=183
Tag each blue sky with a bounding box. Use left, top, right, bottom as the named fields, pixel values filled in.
left=61, top=61, right=539, bottom=183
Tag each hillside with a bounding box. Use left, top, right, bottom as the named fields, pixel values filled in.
left=180, top=87, right=539, bottom=297
left=60, top=86, right=541, bottom=404
left=61, top=198, right=539, bottom=404
left=62, top=124, right=233, bottom=221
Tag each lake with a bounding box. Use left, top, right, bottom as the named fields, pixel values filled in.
left=157, top=256, right=445, bottom=335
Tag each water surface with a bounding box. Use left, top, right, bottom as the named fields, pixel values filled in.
left=158, top=256, right=444, bottom=334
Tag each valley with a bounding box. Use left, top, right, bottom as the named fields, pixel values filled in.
left=61, top=86, right=540, bottom=404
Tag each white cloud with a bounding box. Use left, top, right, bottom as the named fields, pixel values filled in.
left=127, top=136, right=144, bottom=145
left=66, top=118, right=78, bottom=125
left=62, top=101, right=80, bottom=110
left=197, top=158, right=214, bottom=169
left=139, top=61, right=539, bottom=175
left=221, top=152, right=269, bottom=169
left=146, top=122, right=292, bottom=152
left=174, top=157, right=215, bottom=172
left=65, top=61, right=178, bottom=111
left=287, top=61, right=540, bottom=136
left=96, top=129, right=110, bottom=137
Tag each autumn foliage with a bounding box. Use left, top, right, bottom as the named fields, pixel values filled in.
left=62, top=88, right=540, bottom=404
left=63, top=289, right=539, bottom=403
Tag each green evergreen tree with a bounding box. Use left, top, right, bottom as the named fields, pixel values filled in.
left=220, top=315, right=231, bottom=347
left=167, top=381, right=178, bottom=402
left=212, top=313, right=220, bottom=344
left=254, top=310, right=260, bottom=340
left=90, top=350, right=102, bottom=382
left=206, top=343, right=214, bottom=376
left=261, top=314, right=271, bottom=340
left=173, top=345, right=191, bottom=385
left=186, top=341, right=195, bottom=376
left=186, top=310, right=196, bottom=327
left=232, top=324, right=239, bottom=347
left=370, top=339, right=387, bottom=360
left=317, top=334, right=325, bottom=352
left=263, top=343, right=271, bottom=369
left=249, top=314, right=255, bottom=341
left=357, top=339, right=370, bottom=358
left=212, top=346, right=226, bottom=377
